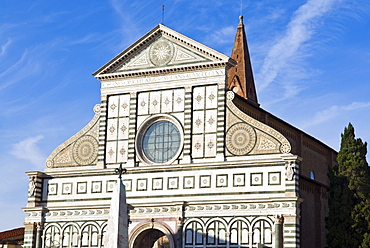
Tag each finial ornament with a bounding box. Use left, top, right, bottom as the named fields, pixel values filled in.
left=161, top=4, right=165, bottom=24
left=115, top=163, right=127, bottom=179
left=239, top=15, right=244, bottom=25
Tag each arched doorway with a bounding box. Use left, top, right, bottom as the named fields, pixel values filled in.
left=132, top=229, right=170, bottom=248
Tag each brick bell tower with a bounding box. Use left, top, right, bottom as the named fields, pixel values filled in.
left=227, top=16, right=259, bottom=107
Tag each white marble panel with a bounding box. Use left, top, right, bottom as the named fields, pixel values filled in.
left=204, top=133, right=217, bottom=157
left=136, top=116, right=148, bottom=129
left=193, top=86, right=205, bottom=110
left=192, top=111, right=204, bottom=134
left=216, top=174, right=228, bottom=187
left=118, top=118, right=129, bottom=140
left=152, top=178, right=163, bottom=190
left=137, top=92, right=149, bottom=115
left=172, top=112, right=184, bottom=125
left=173, top=88, right=185, bottom=112
left=106, top=142, right=117, bottom=163
left=205, top=109, right=217, bottom=133
left=149, top=91, right=161, bottom=114
left=107, top=119, right=118, bottom=141
left=137, top=179, right=147, bottom=191
left=168, top=177, right=179, bottom=189
left=108, top=95, right=119, bottom=118
left=117, top=140, right=128, bottom=163
left=233, top=174, right=245, bottom=187
left=161, top=90, right=173, bottom=113
left=119, top=94, right=130, bottom=117
left=192, top=134, right=204, bottom=158
left=206, top=85, right=218, bottom=109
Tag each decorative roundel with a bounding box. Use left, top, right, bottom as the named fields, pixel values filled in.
left=136, top=115, right=184, bottom=165
left=149, top=39, right=174, bottom=66
left=280, top=143, right=291, bottom=154
left=73, top=135, right=99, bottom=165
left=226, top=91, right=235, bottom=101
left=226, top=123, right=256, bottom=156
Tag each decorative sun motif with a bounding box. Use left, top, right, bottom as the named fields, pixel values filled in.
left=121, top=102, right=128, bottom=110
left=194, top=142, right=202, bottom=151
left=208, top=116, right=215, bottom=126
left=109, top=125, right=115, bottom=134
left=196, top=94, right=203, bottom=103
left=120, top=147, right=126, bottom=156
left=120, top=124, right=127, bottom=134
left=110, top=103, right=116, bottom=111
left=149, top=39, right=174, bottom=66
left=195, top=118, right=202, bottom=127
left=207, top=141, right=215, bottom=150
left=108, top=147, right=115, bottom=158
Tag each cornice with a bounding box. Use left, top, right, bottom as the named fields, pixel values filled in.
left=95, top=61, right=232, bottom=81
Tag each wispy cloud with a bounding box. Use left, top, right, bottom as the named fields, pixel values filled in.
left=204, top=26, right=235, bottom=46
left=302, top=101, right=370, bottom=128
left=256, top=0, right=342, bottom=98
left=0, top=39, right=12, bottom=56
left=9, top=135, right=46, bottom=169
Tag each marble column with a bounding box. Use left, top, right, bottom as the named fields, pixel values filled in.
left=274, top=215, right=284, bottom=248
left=35, top=222, right=43, bottom=248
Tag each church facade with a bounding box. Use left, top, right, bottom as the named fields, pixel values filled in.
left=23, top=18, right=336, bottom=248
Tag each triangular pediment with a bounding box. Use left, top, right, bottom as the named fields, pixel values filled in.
left=115, top=37, right=210, bottom=72
left=93, top=24, right=232, bottom=79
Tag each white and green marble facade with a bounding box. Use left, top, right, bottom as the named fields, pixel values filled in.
left=24, top=24, right=305, bottom=248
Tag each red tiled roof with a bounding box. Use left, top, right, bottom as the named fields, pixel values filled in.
left=0, top=227, right=24, bottom=241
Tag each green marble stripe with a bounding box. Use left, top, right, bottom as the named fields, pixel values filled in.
left=284, top=223, right=300, bottom=227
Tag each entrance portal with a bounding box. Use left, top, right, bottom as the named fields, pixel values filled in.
left=132, top=229, right=170, bottom=248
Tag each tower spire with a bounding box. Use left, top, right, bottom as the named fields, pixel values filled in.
left=228, top=16, right=259, bottom=106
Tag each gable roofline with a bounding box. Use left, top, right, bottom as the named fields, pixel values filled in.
left=93, top=24, right=231, bottom=77
left=232, top=92, right=337, bottom=154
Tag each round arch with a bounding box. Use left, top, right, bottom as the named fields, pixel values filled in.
left=129, top=222, right=175, bottom=248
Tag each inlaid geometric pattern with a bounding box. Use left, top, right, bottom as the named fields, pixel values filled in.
left=91, top=181, right=102, bottom=193
left=106, top=94, right=131, bottom=164
left=77, top=182, right=87, bottom=194
left=268, top=172, right=281, bottom=185
left=168, top=177, right=179, bottom=190
left=183, top=176, right=195, bottom=189
left=192, top=85, right=218, bottom=158
left=226, top=123, right=256, bottom=156
left=122, top=179, right=132, bottom=192
left=137, top=89, right=185, bottom=116
left=200, top=175, right=211, bottom=188
left=106, top=180, right=116, bottom=192
left=48, top=183, right=58, bottom=195
left=137, top=179, right=148, bottom=191
left=152, top=178, right=163, bottom=190
left=72, top=135, right=99, bottom=166
left=233, top=174, right=245, bottom=187
left=250, top=173, right=263, bottom=186
left=216, top=174, right=228, bottom=187
left=62, top=183, right=72, bottom=195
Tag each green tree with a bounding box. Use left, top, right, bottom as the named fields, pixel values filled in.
left=326, top=123, right=370, bottom=248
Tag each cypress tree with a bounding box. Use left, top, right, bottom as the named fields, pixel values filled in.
left=326, top=123, right=370, bottom=248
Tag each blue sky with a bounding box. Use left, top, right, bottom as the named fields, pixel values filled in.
left=0, top=0, right=369, bottom=231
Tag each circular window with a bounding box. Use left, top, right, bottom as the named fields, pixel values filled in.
left=136, top=115, right=183, bottom=165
